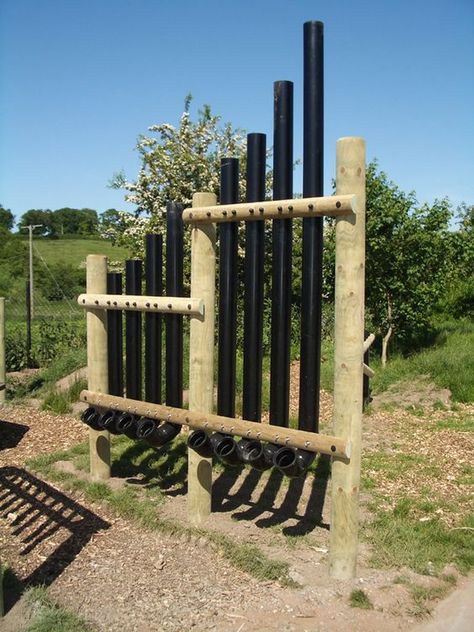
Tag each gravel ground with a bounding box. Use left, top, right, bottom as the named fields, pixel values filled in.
left=1, top=396, right=472, bottom=632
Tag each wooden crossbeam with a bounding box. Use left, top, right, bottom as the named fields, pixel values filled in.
left=80, top=390, right=351, bottom=459
left=182, top=194, right=356, bottom=224
left=78, top=294, right=204, bottom=316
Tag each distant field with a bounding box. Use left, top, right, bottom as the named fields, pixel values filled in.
left=33, top=238, right=132, bottom=267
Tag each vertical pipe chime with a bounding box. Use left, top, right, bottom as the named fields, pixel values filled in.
left=125, top=259, right=142, bottom=400
left=145, top=233, right=163, bottom=404
left=299, top=20, right=324, bottom=434
left=107, top=272, right=123, bottom=398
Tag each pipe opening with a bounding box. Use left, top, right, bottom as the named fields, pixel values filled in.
left=136, top=418, right=155, bottom=438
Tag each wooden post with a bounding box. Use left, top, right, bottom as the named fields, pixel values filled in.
left=330, top=137, right=366, bottom=579
left=86, top=255, right=111, bottom=480
left=0, top=298, right=5, bottom=406
left=187, top=192, right=216, bottom=524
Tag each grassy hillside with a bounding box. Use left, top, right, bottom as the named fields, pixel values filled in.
left=33, top=238, right=131, bottom=267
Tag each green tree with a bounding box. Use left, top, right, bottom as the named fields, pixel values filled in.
left=110, top=95, right=250, bottom=254
left=18, top=209, right=56, bottom=236
left=0, top=204, right=14, bottom=231
left=53, top=207, right=98, bottom=235
left=324, top=161, right=455, bottom=364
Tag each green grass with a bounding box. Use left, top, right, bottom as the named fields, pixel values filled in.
left=371, top=319, right=474, bottom=402
left=27, top=438, right=296, bottom=587
left=349, top=589, right=373, bottom=609
left=366, top=500, right=474, bottom=575
left=25, top=586, right=94, bottom=632
left=34, top=238, right=131, bottom=267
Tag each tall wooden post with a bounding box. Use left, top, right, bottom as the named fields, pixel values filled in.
left=86, top=255, right=111, bottom=480
left=0, top=298, right=5, bottom=406
left=188, top=192, right=216, bottom=524
left=330, top=137, right=366, bottom=579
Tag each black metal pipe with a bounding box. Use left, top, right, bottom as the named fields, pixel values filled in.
left=187, top=430, right=213, bottom=458
left=97, top=409, right=121, bottom=435
left=165, top=202, right=184, bottom=408
left=299, top=20, right=324, bottom=433
left=80, top=407, right=102, bottom=431
left=243, top=133, right=266, bottom=422
left=114, top=412, right=140, bottom=439
left=136, top=417, right=181, bottom=448
left=145, top=234, right=163, bottom=404
left=210, top=432, right=240, bottom=467
left=363, top=330, right=371, bottom=409
left=125, top=259, right=142, bottom=400
left=107, top=272, right=123, bottom=397
left=270, top=80, right=293, bottom=428
left=236, top=438, right=271, bottom=471
left=218, top=157, right=239, bottom=418
left=25, top=280, right=32, bottom=368
left=273, top=446, right=300, bottom=478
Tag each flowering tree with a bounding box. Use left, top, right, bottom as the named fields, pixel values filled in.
left=109, top=95, right=249, bottom=256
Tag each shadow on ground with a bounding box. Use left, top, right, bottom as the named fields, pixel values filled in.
left=0, top=466, right=110, bottom=614
left=0, top=420, right=29, bottom=451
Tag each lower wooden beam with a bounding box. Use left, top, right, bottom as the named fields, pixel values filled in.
left=80, top=390, right=351, bottom=459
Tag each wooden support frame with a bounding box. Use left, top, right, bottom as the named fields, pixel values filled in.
left=80, top=390, right=350, bottom=459
left=78, top=293, right=204, bottom=316
left=330, top=137, right=366, bottom=579
left=85, top=255, right=111, bottom=480
left=187, top=192, right=217, bottom=524
left=182, top=194, right=355, bottom=224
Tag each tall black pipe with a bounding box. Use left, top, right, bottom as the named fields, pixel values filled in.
left=218, top=157, right=239, bottom=418
left=243, top=133, right=266, bottom=422
left=125, top=259, right=142, bottom=400
left=270, top=80, right=293, bottom=428
left=299, top=20, right=324, bottom=433
left=145, top=234, right=163, bottom=404
left=165, top=202, right=183, bottom=408
left=107, top=272, right=123, bottom=397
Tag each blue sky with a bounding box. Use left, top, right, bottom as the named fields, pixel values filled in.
left=1, top=0, right=473, bottom=222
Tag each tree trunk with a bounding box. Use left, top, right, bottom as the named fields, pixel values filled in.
left=381, top=325, right=392, bottom=367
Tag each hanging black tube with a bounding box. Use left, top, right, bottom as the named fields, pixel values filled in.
left=145, top=234, right=163, bottom=404
left=107, top=272, right=123, bottom=397
left=165, top=202, right=184, bottom=408
left=243, top=133, right=266, bottom=422
left=125, top=259, right=142, bottom=400
left=270, top=80, right=293, bottom=428
left=217, top=157, right=239, bottom=418
left=299, top=20, right=324, bottom=433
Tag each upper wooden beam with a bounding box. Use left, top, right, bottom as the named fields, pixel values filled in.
left=182, top=194, right=356, bottom=224
left=78, top=293, right=204, bottom=316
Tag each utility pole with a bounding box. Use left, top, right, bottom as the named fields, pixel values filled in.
left=22, top=224, right=42, bottom=319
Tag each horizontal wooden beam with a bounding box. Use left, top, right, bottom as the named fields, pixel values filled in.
left=363, top=333, right=376, bottom=353
left=182, top=194, right=356, bottom=224
left=80, top=390, right=351, bottom=459
left=77, top=294, right=204, bottom=316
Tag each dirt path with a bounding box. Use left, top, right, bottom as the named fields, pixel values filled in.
left=0, top=402, right=472, bottom=632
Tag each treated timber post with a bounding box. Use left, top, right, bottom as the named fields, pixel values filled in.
left=188, top=192, right=216, bottom=524
left=86, top=255, right=111, bottom=480
left=330, top=137, right=366, bottom=579
left=0, top=297, right=5, bottom=406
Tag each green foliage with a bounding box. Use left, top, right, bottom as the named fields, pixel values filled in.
left=0, top=204, right=14, bottom=231
left=18, top=208, right=100, bottom=237
left=349, top=589, right=373, bottom=609
left=42, top=390, right=73, bottom=414
left=36, top=261, right=85, bottom=300
left=25, top=586, right=94, bottom=632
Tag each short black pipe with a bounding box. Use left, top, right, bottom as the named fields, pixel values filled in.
left=294, top=448, right=316, bottom=475
left=97, top=409, right=121, bottom=435
left=243, top=133, right=266, bottom=422
left=125, top=259, right=142, bottom=400
left=145, top=234, right=163, bottom=404
left=187, top=430, right=213, bottom=458
left=273, top=446, right=300, bottom=478
left=299, top=20, right=324, bottom=433
left=136, top=417, right=179, bottom=448
left=236, top=438, right=271, bottom=471
left=210, top=432, right=240, bottom=467
left=107, top=272, right=123, bottom=397
left=218, top=157, right=239, bottom=418
left=262, top=442, right=281, bottom=468
left=80, top=407, right=102, bottom=431
left=114, top=412, right=140, bottom=439
left=270, top=80, right=293, bottom=428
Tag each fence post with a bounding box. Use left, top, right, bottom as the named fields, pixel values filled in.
left=330, top=137, right=366, bottom=579
left=188, top=192, right=216, bottom=525
left=86, top=255, right=111, bottom=480
left=0, top=298, right=5, bottom=406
